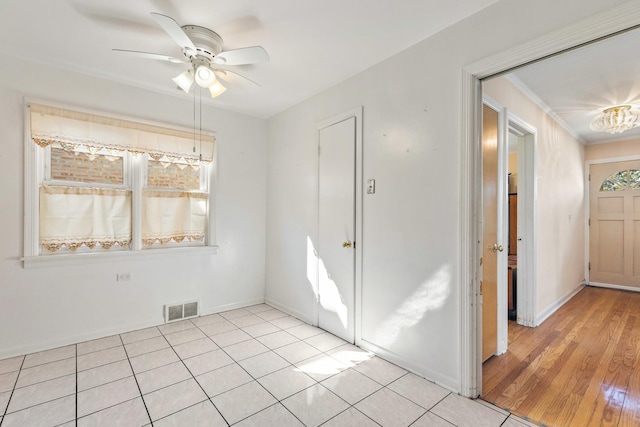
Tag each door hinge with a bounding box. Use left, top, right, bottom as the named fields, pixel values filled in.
left=480, top=281, right=483, bottom=295
left=588, top=262, right=591, bottom=271
left=588, top=174, right=591, bottom=181
left=589, top=218, right=591, bottom=226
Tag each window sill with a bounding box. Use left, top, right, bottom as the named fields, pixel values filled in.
left=22, top=246, right=219, bottom=269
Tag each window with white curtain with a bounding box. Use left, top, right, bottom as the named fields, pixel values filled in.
left=24, top=101, right=216, bottom=260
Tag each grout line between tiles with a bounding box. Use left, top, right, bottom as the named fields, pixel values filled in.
left=408, top=410, right=454, bottom=427
left=118, top=335, right=153, bottom=427
left=159, top=327, right=229, bottom=425
left=0, top=355, right=25, bottom=427
left=76, top=340, right=122, bottom=358
left=148, top=400, right=210, bottom=426
left=319, top=405, right=382, bottom=427
left=14, top=355, right=76, bottom=378
left=190, top=317, right=308, bottom=426
left=77, top=372, right=135, bottom=394
left=74, top=395, right=142, bottom=424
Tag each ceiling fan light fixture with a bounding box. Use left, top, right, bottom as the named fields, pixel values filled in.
left=590, top=104, right=640, bottom=134
left=208, top=80, right=227, bottom=98
left=172, top=70, right=194, bottom=93
left=195, top=65, right=216, bottom=87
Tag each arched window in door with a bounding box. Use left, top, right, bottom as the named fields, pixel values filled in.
left=600, top=169, right=640, bottom=191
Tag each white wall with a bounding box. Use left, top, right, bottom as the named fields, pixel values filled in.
left=265, top=0, right=626, bottom=392
left=586, top=138, right=640, bottom=160
left=483, top=76, right=586, bottom=320
left=0, top=58, right=267, bottom=358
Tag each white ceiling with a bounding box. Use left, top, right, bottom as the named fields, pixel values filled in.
left=0, top=0, right=497, bottom=118
left=506, top=27, right=640, bottom=145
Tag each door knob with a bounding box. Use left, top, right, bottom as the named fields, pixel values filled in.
left=342, top=241, right=352, bottom=248
left=492, top=243, right=504, bottom=253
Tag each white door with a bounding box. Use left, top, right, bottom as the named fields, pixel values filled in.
left=318, top=116, right=356, bottom=342
left=589, top=160, right=640, bottom=288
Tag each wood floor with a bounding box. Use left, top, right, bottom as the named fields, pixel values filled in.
left=482, top=286, right=640, bottom=427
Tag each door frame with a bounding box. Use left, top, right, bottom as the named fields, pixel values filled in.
left=506, top=112, right=537, bottom=329
left=315, top=106, right=364, bottom=344
left=585, top=155, right=640, bottom=291
left=459, top=3, right=640, bottom=398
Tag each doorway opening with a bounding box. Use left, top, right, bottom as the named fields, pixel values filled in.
left=480, top=96, right=537, bottom=363
left=460, top=1, right=640, bottom=403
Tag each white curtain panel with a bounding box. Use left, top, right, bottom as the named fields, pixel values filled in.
left=40, top=186, right=131, bottom=251
left=142, top=190, right=207, bottom=246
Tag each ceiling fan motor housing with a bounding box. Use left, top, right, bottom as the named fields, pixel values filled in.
left=181, top=25, right=223, bottom=61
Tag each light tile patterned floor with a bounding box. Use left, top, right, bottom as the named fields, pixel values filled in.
left=0, top=304, right=539, bottom=426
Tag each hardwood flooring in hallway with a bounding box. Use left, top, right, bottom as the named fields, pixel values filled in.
left=482, top=286, right=640, bottom=427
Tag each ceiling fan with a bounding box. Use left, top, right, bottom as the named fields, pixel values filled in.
left=114, top=13, right=270, bottom=98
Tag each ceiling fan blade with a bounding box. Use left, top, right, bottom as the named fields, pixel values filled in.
left=113, top=49, right=186, bottom=64
left=213, top=46, right=270, bottom=65
left=214, top=68, right=261, bottom=86
left=71, top=4, right=158, bottom=33
left=150, top=12, right=196, bottom=52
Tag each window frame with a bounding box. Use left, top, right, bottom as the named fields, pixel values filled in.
left=23, top=98, right=218, bottom=268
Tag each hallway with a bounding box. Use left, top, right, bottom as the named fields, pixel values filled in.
left=483, top=286, right=640, bottom=426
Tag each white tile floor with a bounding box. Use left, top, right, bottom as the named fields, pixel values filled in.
left=0, top=304, right=540, bottom=426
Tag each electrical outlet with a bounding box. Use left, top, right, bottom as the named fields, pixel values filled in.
left=117, top=272, right=131, bottom=282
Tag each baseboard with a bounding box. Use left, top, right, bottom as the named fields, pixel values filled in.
left=1, top=296, right=267, bottom=360
left=0, top=317, right=163, bottom=360
left=535, top=282, right=585, bottom=326
left=588, top=282, right=640, bottom=293
left=358, top=338, right=459, bottom=394
left=264, top=297, right=315, bottom=325
left=201, top=297, right=266, bottom=316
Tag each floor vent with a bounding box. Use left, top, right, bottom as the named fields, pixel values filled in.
left=164, top=300, right=200, bottom=323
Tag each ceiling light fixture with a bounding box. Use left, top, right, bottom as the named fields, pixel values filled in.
left=172, top=70, right=194, bottom=93
left=590, top=105, right=640, bottom=134
left=173, top=63, right=226, bottom=98
left=194, top=65, right=216, bottom=87
left=208, top=80, right=227, bottom=99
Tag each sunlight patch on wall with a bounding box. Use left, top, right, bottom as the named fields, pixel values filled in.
left=307, top=236, right=319, bottom=300
left=374, top=264, right=452, bottom=348
left=318, top=256, right=348, bottom=328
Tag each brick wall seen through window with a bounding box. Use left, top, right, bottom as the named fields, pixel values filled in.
left=147, top=160, right=200, bottom=190
left=50, top=148, right=124, bottom=185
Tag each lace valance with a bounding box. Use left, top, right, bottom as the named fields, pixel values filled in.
left=30, top=103, right=215, bottom=165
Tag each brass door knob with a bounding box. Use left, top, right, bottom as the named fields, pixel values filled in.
left=342, top=241, right=352, bottom=248
left=492, top=243, right=504, bottom=253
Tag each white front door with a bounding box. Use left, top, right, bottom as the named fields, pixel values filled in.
left=589, top=160, right=640, bottom=288
left=318, top=116, right=356, bottom=342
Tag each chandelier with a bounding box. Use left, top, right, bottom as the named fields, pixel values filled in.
left=590, top=105, right=640, bottom=134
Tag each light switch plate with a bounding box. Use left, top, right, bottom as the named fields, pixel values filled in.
left=367, top=179, right=376, bottom=194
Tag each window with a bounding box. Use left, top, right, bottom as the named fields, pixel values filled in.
left=600, top=169, right=640, bottom=191
left=24, top=101, right=217, bottom=262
